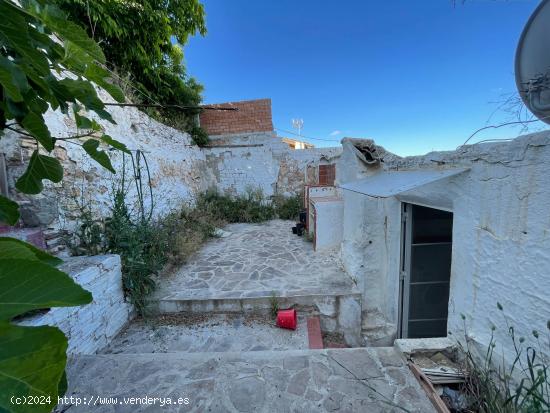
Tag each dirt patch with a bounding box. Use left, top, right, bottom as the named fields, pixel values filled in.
left=136, top=312, right=277, bottom=328
left=322, top=331, right=348, bottom=348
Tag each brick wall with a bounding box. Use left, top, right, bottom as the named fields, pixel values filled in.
left=199, top=98, right=274, bottom=136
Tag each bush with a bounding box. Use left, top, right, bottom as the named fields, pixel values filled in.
left=66, top=188, right=224, bottom=315
left=189, top=125, right=210, bottom=146
left=197, top=189, right=304, bottom=223
left=273, top=194, right=302, bottom=220
left=160, top=204, right=223, bottom=266
left=196, top=188, right=276, bottom=223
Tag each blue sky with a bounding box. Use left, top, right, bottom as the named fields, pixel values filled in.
left=185, top=0, right=545, bottom=155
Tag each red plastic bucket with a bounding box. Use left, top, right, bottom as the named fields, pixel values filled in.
left=277, top=309, right=297, bottom=330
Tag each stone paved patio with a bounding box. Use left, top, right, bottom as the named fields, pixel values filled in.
left=101, top=313, right=309, bottom=354
left=65, top=347, right=435, bottom=412
left=153, top=220, right=358, bottom=301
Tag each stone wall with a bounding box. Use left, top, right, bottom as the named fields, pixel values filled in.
left=0, top=88, right=216, bottom=253
left=18, top=254, right=132, bottom=354
left=339, top=132, right=550, bottom=360
left=204, top=132, right=342, bottom=197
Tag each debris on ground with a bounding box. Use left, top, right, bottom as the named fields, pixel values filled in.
left=408, top=350, right=468, bottom=413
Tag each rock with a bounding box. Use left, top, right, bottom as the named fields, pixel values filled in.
left=283, top=355, right=309, bottom=370
left=19, top=196, right=58, bottom=226
left=287, top=369, right=310, bottom=396
left=228, top=376, right=266, bottom=412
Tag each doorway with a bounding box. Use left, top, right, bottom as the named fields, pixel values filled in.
left=399, top=203, right=453, bottom=339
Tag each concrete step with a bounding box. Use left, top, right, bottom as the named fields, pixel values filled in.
left=63, top=347, right=435, bottom=412
left=147, top=292, right=363, bottom=347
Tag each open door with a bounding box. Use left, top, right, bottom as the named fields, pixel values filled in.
left=399, top=203, right=453, bottom=339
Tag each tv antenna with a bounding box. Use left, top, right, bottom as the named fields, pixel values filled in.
left=515, top=0, right=550, bottom=124
left=292, top=118, right=304, bottom=137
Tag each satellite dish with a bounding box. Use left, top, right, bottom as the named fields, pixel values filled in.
left=515, top=0, right=550, bottom=124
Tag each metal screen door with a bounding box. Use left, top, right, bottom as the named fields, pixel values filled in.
left=399, top=203, right=453, bottom=339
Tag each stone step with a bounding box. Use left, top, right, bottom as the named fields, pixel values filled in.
left=101, top=313, right=310, bottom=354
left=362, top=311, right=397, bottom=347
left=63, top=347, right=436, bottom=412
left=147, top=292, right=363, bottom=347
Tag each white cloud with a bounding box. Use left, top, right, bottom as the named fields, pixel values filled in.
left=329, top=130, right=342, bottom=136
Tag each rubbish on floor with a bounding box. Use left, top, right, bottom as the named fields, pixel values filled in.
left=412, top=351, right=466, bottom=384
left=408, top=362, right=451, bottom=413
left=439, top=386, right=468, bottom=411
left=276, top=308, right=297, bottom=330
left=407, top=350, right=469, bottom=413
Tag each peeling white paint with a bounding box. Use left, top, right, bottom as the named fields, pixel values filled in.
left=339, top=132, right=550, bottom=362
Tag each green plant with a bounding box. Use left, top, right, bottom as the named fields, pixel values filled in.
left=189, top=124, right=209, bottom=146
left=63, top=185, right=104, bottom=256
left=196, top=188, right=276, bottom=223
left=65, top=177, right=225, bottom=314
left=270, top=292, right=279, bottom=319
left=160, top=204, right=222, bottom=266
left=54, top=0, right=207, bottom=130
left=0, top=238, right=92, bottom=413
left=0, top=0, right=127, bottom=410
left=457, top=305, right=549, bottom=412
left=273, top=194, right=302, bottom=220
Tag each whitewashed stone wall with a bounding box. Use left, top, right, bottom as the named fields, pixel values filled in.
left=204, top=132, right=342, bottom=197
left=340, top=132, right=550, bottom=361
left=18, top=254, right=131, bottom=354
left=0, top=88, right=216, bottom=245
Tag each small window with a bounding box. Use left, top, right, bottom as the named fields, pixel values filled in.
left=318, top=164, right=335, bottom=186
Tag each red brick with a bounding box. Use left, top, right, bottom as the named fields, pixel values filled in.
left=307, top=317, right=323, bottom=350
left=199, top=98, right=274, bottom=135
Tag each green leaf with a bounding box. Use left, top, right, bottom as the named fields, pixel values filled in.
left=41, top=4, right=105, bottom=64
left=15, top=150, right=63, bottom=195
left=58, top=79, right=115, bottom=123
left=101, top=134, right=130, bottom=154
left=0, top=238, right=62, bottom=267
left=0, top=323, right=67, bottom=413
left=73, top=104, right=101, bottom=130
left=74, top=112, right=93, bottom=129
left=0, top=56, right=28, bottom=102
left=0, top=258, right=92, bottom=321
left=84, top=64, right=125, bottom=103
left=21, top=112, right=54, bottom=151
left=0, top=2, right=50, bottom=76
left=82, top=139, right=115, bottom=173
left=0, top=196, right=19, bottom=226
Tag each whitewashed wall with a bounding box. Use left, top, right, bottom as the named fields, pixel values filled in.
left=340, top=132, right=550, bottom=360
left=0, top=88, right=216, bottom=240
left=18, top=254, right=131, bottom=354
left=204, top=132, right=342, bottom=197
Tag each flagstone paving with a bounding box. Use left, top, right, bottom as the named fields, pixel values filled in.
left=152, top=220, right=358, bottom=301
left=64, top=347, right=435, bottom=412
left=60, top=220, right=436, bottom=412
